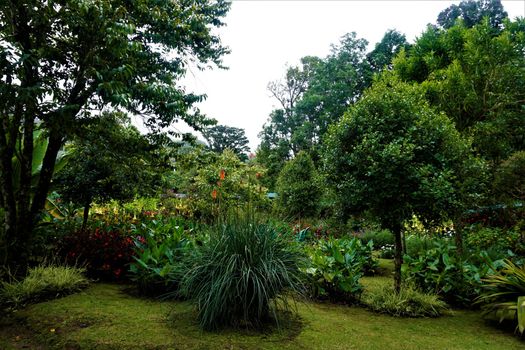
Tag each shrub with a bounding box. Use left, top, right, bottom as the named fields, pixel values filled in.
left=59, top=226, right=135, bottom=281
left=178, top=215, right=306, bottom=330
left=403, top=241, right=504, bottom=306
left=363, top=282, right=448, bottom=317
left=1, top=265, right=89, bottom=311
left=276, top=151, right=320, bottom=218
left=464, top=225, right=523, bottom=254
left=477, top=260, right=525, bottom=335
left=359, top=229, right=393, bottom=249
left=305, top=237, right=377, bottom=303
left=129, top=223, right=194, bottom=296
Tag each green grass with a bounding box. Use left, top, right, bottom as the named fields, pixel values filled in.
left=0, top=282, right=523, bottom=350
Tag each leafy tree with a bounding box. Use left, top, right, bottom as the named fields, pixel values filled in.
left=437, top=0, right=508, bottom=29
left=258, top=33, right=373, bottom=186
left=202, top=124, right=250, bottom=161
left=276, top=151, right=320, bottom=219
left=54, top=113, right=169, bottom=228
left=323, top=78, right=470, bottom=292
left=366, top=30, right=409, bottom=74
left=0, top=0, right=229, bottom=265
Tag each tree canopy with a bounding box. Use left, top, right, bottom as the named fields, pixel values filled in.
left=0, top=0, right=230, bottom=264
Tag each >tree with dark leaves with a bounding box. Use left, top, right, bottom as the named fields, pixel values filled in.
left=323, top=77, right=470, bottom=292
left=0, top=0, right=229, bottom=266
left=202, top=124, right=250, bottom=161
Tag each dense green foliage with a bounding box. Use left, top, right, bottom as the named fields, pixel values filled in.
left=178, top=215, right=306, bottom=330
left=0, top=0, right=230, bottom=267
left=0, top=265, right=89, bottom=311
left=324, top=77, right=471, bottom=291
left=305, top=237, right=377, bottom=302
left=403, top=241, right=507, bottom=305
left=202, top=124, right=250, bottom=161
left=129, top=218, right=194, bottom=296
left=276, top=151, right=320, bottom=218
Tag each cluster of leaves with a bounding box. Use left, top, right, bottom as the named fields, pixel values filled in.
left=305, top=237, right=377, bottom=303
left=1, top=265, right=89, bottom=312
left=58, top=225, right=135, bottom=281
left=464, top=225, right=524, bottom=254
left=477, top=260, right=525, bottom=335
left=176, top=214, right=306, bottom=330
left=173, top=148, right=269, bottom=221
left=403, top=240, right=508, bottom=306
left=129, top=218, right=196, bottom=296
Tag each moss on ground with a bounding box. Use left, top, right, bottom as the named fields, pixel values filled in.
left=0, top=282, right=523, bottom=350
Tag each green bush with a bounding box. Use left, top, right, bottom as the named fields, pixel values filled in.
left=276, top=151, right=320, bottom=218
left=359, top=229, right=393, bottom=249
left=464, top=225, right=522, bottom=253
left=129, top=221, right=194, bottom=296
left=363, top=282, right=448, bottom=317
left=403, top=241, right=504, bottom=306
left=305, top=237, right=377, bottom=303
left=477, top=260, right=525, bottom=335
left=177, top=214, right=306, bottom=330
left=1, top=265, right=89, bottom=311
left=405, top=235, right=441, bottom=257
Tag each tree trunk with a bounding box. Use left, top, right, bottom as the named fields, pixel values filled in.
left=30, top=131, right=63, bottom=222
left=82, top=200, right=91, bottom=230
left=454, top=218, right=464, bottom=258
left=392, top=223, right=403, bottom=294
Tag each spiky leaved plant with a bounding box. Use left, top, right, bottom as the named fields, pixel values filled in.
left=178, top=212, right=306, bottom=330
left=477, top=260, right=525, bottom=334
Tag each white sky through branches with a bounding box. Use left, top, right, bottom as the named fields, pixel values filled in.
left=181, top=0, right=525, bottom=152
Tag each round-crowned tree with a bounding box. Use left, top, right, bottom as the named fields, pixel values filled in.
left=323, top=77, right=470, bottom=292
left=276, top=151, right=320, bottom=219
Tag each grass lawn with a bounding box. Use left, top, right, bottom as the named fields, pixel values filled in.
left=1, top=281, right=523, bottom=350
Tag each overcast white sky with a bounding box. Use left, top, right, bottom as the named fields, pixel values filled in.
left=181, top=0, right=525, bottom=152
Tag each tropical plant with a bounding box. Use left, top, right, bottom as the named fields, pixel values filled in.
left=404, top=241, right=505, bottom=305
left=477, top=260, right=525, bottom=335
left=129, top=221, right=194, bottom=295
left=305, top=237, right=377, bottom=302
left=177, top=214, right=306, bottom=330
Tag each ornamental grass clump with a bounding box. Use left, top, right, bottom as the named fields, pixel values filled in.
left=178, top=214, right=306, bottom=331
left=1, top=265, right=89, bottom=311
left=362, top=282, right=448, bottom=317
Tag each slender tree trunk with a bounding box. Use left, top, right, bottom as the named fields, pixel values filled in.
left=82, top=200, right=91, bottom=230
left=454, top=217, right=464, bottom=257
left=30, top=131, right=63, bottom=222
left=392, top=223, right=403, bottom=294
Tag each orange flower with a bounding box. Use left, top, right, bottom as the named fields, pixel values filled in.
left=211, top=189, right=218, bottom=199
left=219, top=169, right=225, bottom=180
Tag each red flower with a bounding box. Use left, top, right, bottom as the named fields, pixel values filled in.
left=211, top=189, right=218, bottom=199
left=219, top=169, right=225, bottom=180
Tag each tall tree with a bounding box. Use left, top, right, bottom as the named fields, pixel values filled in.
left=437, top=0, right=508, bottom=29
left=0, top=0, right=230, bottom=266
left=323, top=77, right=471, bottom=292
left=202, top=124, right=250, bottom=161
